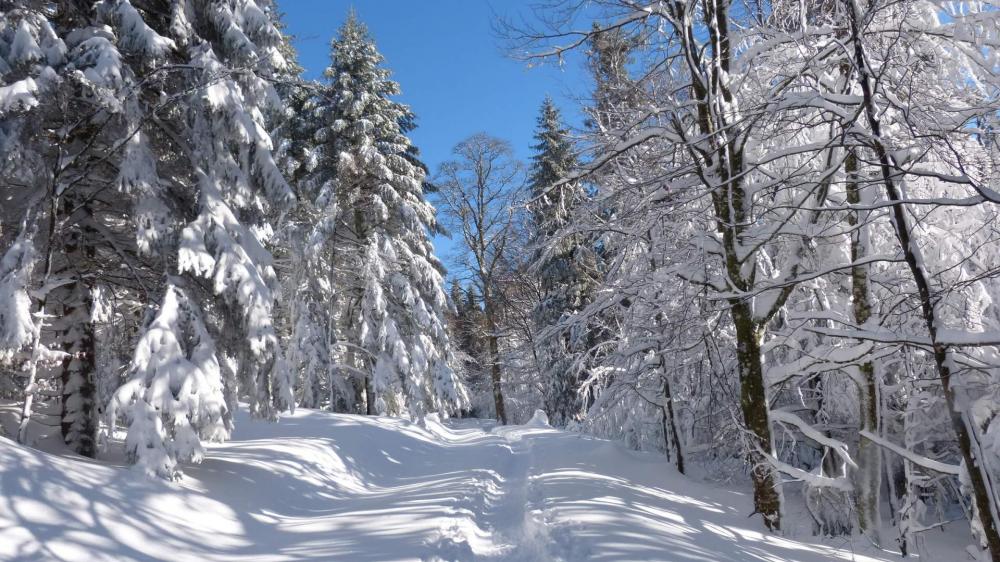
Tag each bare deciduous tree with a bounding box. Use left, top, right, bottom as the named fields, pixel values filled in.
left=436, top=134, right=527, bottom=424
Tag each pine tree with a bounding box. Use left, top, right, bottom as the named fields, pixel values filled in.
left=0, top=1, right=141, bottom=454
left=112, top=284, right=229, bottom=477
left=268, top=13, right=339, bottom=412
left=300, top=12, right=465, bottom=416
left=54, top=0, right=300, bottom=476
left=0, top=225, right=36, bottom=365
left=529, top=98, right=581, bottom=237
left=528, top=97, right=597, bottom=427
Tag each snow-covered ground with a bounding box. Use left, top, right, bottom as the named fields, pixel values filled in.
left=0, top=407, right=959, bottom=561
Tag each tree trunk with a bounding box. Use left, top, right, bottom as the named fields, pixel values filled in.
left=848, top=5, right=1000, bottom=558
left=365, top=375, right=376, bottom=416
left=733, top=302, right=782, bottom=531
left=651, top=235, right=684, bottom=474
left=18, top=197, right=57, bottom=445
left=484, top=293, right=507, bottom=424
left=846, top=149, right=882, bottom=544
left=17, top=318, right=44, bottom=445
left=685, top=0, right=782, bottom=531
left=660, top=362, right=685, bottom=474
left=351, top=374, right=366, bottom=415
left=59, top=281, right=98, bottom=457
left=352, top=207, right=377, bottom=416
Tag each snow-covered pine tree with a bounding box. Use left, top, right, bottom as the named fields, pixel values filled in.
left=0, top=3, right=55, bottom=372
left=268, top=14, right=341, bottom=411
left=528, top=96, right=598, bottom=427
left=91, top=0, right=299, bottom=476
left=302, top=12, right=465, bottom=416
left=0, top=6, right=52, bottom=427
left=0, top=1, right=147, bottom=454
left=0, top=218, right=52, bottom=443
left=0, top=224, right=36, bottom=366
left=111, top=282, right=229, bottom=478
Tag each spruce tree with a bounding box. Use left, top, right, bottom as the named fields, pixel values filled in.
left=0, top=1, right=144, bottom=454
left=528, top=97, right=597, bottom=427
left=0, top=0, right=301, bottom=476
left=269, top=14, right=339, bottom=411
left=301, top=13, right=465, bottom=416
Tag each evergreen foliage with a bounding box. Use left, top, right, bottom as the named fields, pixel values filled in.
left=528, top=97, right=598, bottom=427
left=289, top=13, right=465, bottom=417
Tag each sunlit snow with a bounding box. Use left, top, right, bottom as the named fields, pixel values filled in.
left=0, top=406, right=927, bottom=561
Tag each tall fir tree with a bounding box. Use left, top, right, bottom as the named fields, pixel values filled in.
left=107, top=0, right=298, bottom=477
left=0, top=0, right=299, bottom=476
left=0, top=1, right=150, bottom=454
left=269, top=11, right=340, bottom=411
left=300, top=12, right=465, bottom=416
left=528, top=97, right=598, bottom=427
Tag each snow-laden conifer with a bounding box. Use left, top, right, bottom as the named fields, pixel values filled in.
left=0, top=3, right=123, bottom=453
left=109, top=284, right=229, bottom=478
left=528, top=97, right=599, bottom=427
left=93, top=0, right=297, bottom=471
left=0, top=226, right=36, bottom=364
left=300, top=13, right=465, bottom=416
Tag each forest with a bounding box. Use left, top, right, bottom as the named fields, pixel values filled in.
left=3, top=1, right=1000, bottom=561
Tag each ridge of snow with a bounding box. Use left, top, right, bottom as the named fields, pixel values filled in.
left=525, top=409, right=550, bottom=428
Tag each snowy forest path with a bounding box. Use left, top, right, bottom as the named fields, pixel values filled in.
left=1, top=404, right=913, bottom=561
left=476, top=420, right=551, bottom=560
left=414, top=413, right=554, bottom=560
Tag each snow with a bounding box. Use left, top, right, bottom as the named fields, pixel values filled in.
left=0, top=78, right=39, bottom=115
left=0, top=405, right=933, bottom=561
left=9, top=20, right=43, bottom=67
left=108, top=284, right=230, bottom=479
left=525, top=409, right=550, bottom=428
left=0, top=230, right=36, bottom=361
left=99, top=0, right=175, bottom=59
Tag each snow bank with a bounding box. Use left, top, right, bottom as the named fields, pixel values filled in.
left=525, top=409, right=550, bottom=428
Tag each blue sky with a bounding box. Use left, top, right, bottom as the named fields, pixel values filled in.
left=279, top=0, right=589, bottom=275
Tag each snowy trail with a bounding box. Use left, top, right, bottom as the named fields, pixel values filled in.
left=1, top=407, right=934, bottom=561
